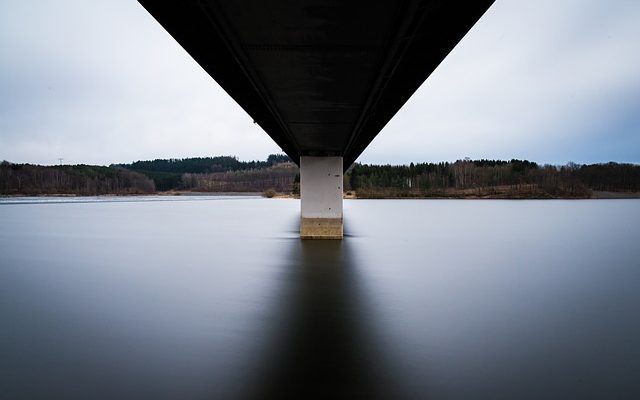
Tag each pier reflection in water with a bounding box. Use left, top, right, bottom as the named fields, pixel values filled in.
left=246, top=239, right=397, bottom=399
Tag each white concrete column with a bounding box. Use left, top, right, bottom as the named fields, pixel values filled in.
left=300, top=156, right=343, bottom=239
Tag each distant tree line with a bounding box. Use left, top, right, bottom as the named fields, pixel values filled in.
left=347, top=159, right=640, bottom=198
left=0, top=162, right=155, bottom=195
left=2, top=156, right=638, bottom=198
left=181, top=162, right=297, bottom=192
left=115, top=154, right=292, bottom=191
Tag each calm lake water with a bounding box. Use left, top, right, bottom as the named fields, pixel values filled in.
left=1, top=196, right=639, bottom=399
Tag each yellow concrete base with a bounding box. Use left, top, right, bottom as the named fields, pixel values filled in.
left=300, top=217, right=343, bottom=240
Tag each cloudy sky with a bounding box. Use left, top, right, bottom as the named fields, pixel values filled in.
left=1, top=0, right=639, bottom=166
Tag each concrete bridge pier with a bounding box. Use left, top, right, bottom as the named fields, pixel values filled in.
left=300, top=156, right=343, bottom=239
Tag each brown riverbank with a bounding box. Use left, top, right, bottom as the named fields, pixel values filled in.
left=347, top=187, right=640, bottom=199
left=2, top=188, right=638, bottom=200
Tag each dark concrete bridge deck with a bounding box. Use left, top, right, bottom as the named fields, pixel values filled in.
left=138, top=0, right=494, bottom=169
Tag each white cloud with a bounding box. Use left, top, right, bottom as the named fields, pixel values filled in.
left=360, top=0, right=640, bottom=165
left=1, top=0, right=638, bottom=165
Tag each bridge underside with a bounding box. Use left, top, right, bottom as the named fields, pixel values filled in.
left=139, top=0, right=494, bottom=238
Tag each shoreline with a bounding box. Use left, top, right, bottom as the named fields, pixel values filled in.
left=0, top=191, right=263, bottom=198
left=2, top=190, right=639, bottom=200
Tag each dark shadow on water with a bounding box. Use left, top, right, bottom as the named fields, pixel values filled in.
left=244, top=239, right=399, bottom=400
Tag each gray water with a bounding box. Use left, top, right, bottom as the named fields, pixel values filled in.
left=1, top=197, right=639, bottom=399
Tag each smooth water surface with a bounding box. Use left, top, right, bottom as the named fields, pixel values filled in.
left=1, top=197, right=639, bottom=399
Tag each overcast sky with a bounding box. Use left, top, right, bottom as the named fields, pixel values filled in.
left=1, top=0, right=639, bottom=166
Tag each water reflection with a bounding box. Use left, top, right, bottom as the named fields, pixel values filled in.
left=2, top=198, right=640, bottom=399
left=246, top=239, right=396, bottom=399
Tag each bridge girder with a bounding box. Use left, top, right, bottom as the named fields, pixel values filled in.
left=138, top=0, right=494, bottom=170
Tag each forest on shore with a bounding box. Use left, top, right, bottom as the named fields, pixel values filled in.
left=1, top=155, right=639, bottom=199
left=348, top=159, right=640, bottom=198
left=0, top=162, right=156, bottom=195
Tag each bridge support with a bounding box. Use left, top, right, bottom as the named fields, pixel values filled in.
left=300, top=156, right=343, bottom=239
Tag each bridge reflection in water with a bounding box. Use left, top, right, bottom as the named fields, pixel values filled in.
left=243, top=238, right=401, bottom=399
